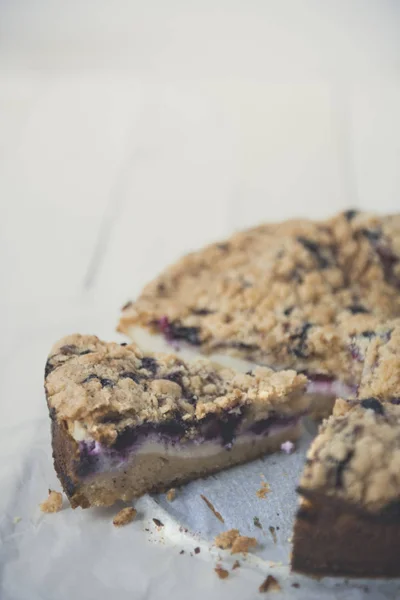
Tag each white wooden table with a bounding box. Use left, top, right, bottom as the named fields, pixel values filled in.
left=0, top=2, right=399, bottom=598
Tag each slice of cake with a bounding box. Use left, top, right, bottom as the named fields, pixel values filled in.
left=118, top=211, right=400, bottom=418
left=45, top=334, right=308, bottom=508
left=292, top=398, right=400, bottom=578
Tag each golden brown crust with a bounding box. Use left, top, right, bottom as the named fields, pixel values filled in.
left=119, top=211, right=400, bottom=382
left=45, top=334, right=307, bottom=446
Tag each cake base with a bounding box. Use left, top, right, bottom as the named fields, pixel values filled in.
left=52, top=417, right=301, bottom=508
left=292, top=492, right=400, bottom=578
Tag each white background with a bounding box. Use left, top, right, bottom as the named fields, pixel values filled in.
left=0, top=1, right=399, bottom=598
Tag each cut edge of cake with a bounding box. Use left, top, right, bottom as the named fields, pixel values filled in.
left=45, top=334, right=308, bottom=508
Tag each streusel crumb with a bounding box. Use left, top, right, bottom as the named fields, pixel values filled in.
left=259, top=575, right=281, bottom=593
left=113, top=507, right=137, bottom=527
left=215, top=566, right=229, bottom=579
left=215, top=529, right=257, bottom=554
left=215, top=529, right=240, bottom=549
left=166, top=488, right=176, bottom=502
left=256, top=482, right=271, bottom=499
left=231, top=535, right=257, bottom=554
left=40, top=490, right=63, bottom=513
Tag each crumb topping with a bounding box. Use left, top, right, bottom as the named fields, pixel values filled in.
left=215, top=529, right=240, bottom=549
left=259, top=575, right=281, bottom=593
left=357, top=320, right=400, bottom=400
left=215, top=566, right=229, bottom=579
left=119, top=211, right=400, bottom=381
left=113, top=506, right=137, bottom=527
left=166, top=488, right=176, bottom=502
left=299, top=400, right=400, bottom=512
left=256, top=482, right=271, bottom=499
left=40, top=490, right=63, bottom=513
left=45, top=334, right=307, bottom=445
left=215, top=529, right=257, bottom=554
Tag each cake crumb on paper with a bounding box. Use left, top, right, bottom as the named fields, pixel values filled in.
left=200, top=494, right=224, bottom=523
left=232, top=560, right=241, bottom=570
left=166, top=488, right=176, bottom=502
left=259, top=575, right=281, bottom=593
left=153, top=518, right=164, bottom=528
left=256, top=482, right=271, bottom=499
left=269, top=526, right=277, bottom=544
left=13, top=516, right=21, bottom=524
left=215, top=529, right=257, bottom=555
left=291, top=582, right=300, bottom=588
left=253, top=516, right=263, bottom=529
left=194, top=547, right=201, bottom=554
left=215, top=565, right=229, bottom=580
left=231, top=536, right=257, bottom=555
left=113, top=507, right=137, bottom=527
left=215, top=529, right=240, bottom=549
left=40, top=490, right=62, bottom=513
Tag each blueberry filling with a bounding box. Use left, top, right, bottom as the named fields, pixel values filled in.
left=141, top=356, right=158, bottom=375
left=82, top=374, right=115, bottom=388
left=361, top=229, right=399, bottom=288
left=191, top=308, right=213, bottom=316
left=334, top=450, right=354, bottom=488
left=158, top=317, right=202, bottom=346
left=347, top=304, right=369, bottom=315
left=76, top=440, right=102, bottom=477
left=120, top=371, right=141, bottom=383
left=77, top=412, right=301, bottom=477
left=290, top=323, right=313, bottom=359
left=297, top=237, right=330, bottom=269
left=344, top=209, right=358, bottom=221
left=361, top=398, right=384, bottom=415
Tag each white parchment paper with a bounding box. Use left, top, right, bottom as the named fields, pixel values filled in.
left=1, top=418, right=399, bottom=600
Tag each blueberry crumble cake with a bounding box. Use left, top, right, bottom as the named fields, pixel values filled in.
left=118, top=211, right=400, bottom=418
left=45, top=334, right=308, bottom=508
left=292, top=320, right=400, bottom=577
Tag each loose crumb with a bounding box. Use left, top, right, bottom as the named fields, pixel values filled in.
left=232, top=560, right=241, bottom=570
left=13, top=516, right=21, bottom=524
left=215, top=529, right=240, bottom=549
left=280, top=440, right=295, bottom=454
left=194, top=547, right=201, bottom=554
left=215, top=529, right=257, bottom=554
left=153, top=518, right=164, bottom=528
left=40, top=490, right=63, bottom=513
left=166, top=488, right=176, bottom=502
left=256, top=482, right=271, bottom=499
left=269, top=526, right=277, bottom=544
left=259, top=575, right=281, bottom=593
left=180, top=550, right=185, bottom=555
left=215, top=566, right=229, bottom=580
left=231, top=536, right=257, bottom=555
left=291, top=582, right=300, bottom=588
left=113, top=507, right=137, bottom=527
left=200, top=494, right=224, bottom=523
left=253, top=516, right=263, bottom=529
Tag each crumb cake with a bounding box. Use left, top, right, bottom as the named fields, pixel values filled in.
left=118, top=211, right=400, bottom=417
left=45, top=334, right=308, bottom=508
left=292, top=320, right=400, bottom=578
